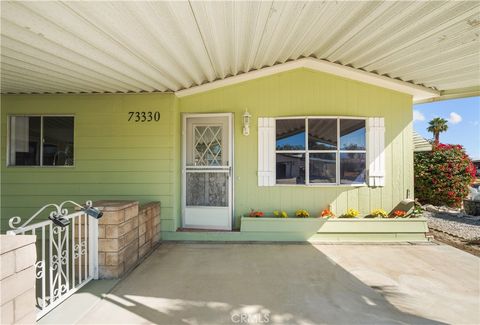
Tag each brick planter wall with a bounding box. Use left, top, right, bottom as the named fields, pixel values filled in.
left=93, top=200, right=160, bottom=279
left=0, top=235, right=37, bottom=325
left=138, top=202, right=161, bottom=259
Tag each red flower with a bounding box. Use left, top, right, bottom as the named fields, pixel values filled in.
left=415, top=142, right=475, bottom=208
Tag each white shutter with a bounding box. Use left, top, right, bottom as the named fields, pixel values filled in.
left=367, top=117, right=385, bottom=187
left=258, top=117, right=276, bottom=186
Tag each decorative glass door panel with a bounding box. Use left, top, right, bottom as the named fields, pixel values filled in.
left=193, top=126, right=223, bottom=166
left=183, top=115, right=232, bottom=230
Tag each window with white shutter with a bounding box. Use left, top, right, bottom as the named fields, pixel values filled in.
left=257, top=116, right=383, bottom=187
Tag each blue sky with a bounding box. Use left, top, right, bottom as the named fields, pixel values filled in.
left=413, top=96, right=480, bottom=160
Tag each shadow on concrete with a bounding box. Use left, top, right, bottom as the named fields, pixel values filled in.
left=73, top=243, right=446, bottom=325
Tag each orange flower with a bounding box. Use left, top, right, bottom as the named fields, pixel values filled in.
left=393, top=210, right=407, bottom=217
left=321, top=209, right=335, bottom=218
left=249, top=210, right=264, bottom=217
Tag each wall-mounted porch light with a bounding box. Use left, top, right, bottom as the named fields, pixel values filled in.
left=242, top=109, right=252, bottom=136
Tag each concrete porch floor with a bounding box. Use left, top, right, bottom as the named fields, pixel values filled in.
left=48, top=243, right=478, bottom=324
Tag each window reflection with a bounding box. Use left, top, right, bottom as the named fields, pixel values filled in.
left=308, top=119, right=337, bottom=150
left=340, top=119, right=365, bottom=150
left=310, top=153, right=336, bottom=183
left=43, top=117, right=74, bottom=166
left=340, top=153, right=366, bottom=184
left=276, top=119, right=305, bottom=150
left=9, top=116, right=41, bottom=166
left=276, top=153, right=305, bottom=184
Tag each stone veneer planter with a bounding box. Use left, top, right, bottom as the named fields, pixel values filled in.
left=94, top=200, right=160, bottom=279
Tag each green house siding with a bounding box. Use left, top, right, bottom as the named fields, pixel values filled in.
left=178, top=68, right=414, bottom=225
left=1, top=68, right=414, bottom=235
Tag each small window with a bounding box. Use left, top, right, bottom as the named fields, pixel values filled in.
left=275, top=117, right=366, bottom=185
left=8, top=116, right=74, bottom=167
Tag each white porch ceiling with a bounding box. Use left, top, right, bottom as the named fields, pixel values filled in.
left=1, top=1, right=479, bottom=100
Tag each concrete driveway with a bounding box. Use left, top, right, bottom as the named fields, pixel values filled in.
left=77, top=243, right=479, bottom=325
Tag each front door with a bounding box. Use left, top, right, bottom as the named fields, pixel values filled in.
left=182, top=114, right=233, bottom=230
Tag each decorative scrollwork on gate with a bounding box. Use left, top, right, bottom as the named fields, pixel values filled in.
left=35, top=260, right=44, bottom=279
left=7, top=200, right=93, bottom=233
left=73, top=241, right=87, bottom=258
left=53, top=284, right=68, bottom=299
left=7, top=199, right=98, bottom=320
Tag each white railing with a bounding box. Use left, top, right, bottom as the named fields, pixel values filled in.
left=7, top=200, right=99, bottom=320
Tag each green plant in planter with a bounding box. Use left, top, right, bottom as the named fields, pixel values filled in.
left=370, top=208, right=388, bottom=218
left=407, top=200, right=423, bottom=218
left=273, top=210, right=288, bottom=218
left=341, top=208, right=360, bottom=218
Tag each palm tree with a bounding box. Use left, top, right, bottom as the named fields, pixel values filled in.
left=427, top=117, right=448, bottom=144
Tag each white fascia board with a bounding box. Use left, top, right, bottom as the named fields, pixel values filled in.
left=175, top=58, right=440, bottom=101
left=414, top=86, right=480, bottom=104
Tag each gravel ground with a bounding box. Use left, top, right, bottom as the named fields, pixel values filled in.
left=423, top=208, right=480, bottom=241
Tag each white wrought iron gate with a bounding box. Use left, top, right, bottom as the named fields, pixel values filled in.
left=7, top=200, right=99, bottom=320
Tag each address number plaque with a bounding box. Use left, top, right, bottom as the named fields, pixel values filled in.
left=128, top=111, right=160, bottom=122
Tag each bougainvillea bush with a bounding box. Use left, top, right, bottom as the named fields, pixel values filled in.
left=414, top=143, right=476, bottom=207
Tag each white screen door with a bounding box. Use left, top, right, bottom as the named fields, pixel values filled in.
left=182, top=114, right=233, bottom=230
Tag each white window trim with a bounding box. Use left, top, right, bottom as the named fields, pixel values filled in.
left=6, top=114, right=76, bottom=168
left=275, top=116, right=367, bottom=187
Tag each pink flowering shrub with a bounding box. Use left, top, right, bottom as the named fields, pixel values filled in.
left=414, top=143, right=476, bottom=207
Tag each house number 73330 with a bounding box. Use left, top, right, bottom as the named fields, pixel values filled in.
left=128, top=111, right=160, bottom=122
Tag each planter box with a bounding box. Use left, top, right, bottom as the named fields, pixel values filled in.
left=240, top=217, right=327, bottom=234
left=240, top=217, right=429, bottom=242
left=319, top=218, right=429, bottom=233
